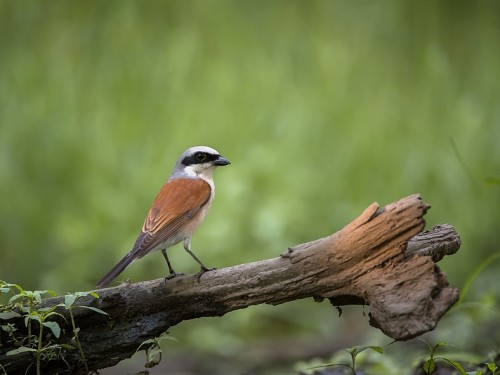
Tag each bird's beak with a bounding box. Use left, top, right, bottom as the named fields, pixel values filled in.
left=214, top=156, right=231, bottom=166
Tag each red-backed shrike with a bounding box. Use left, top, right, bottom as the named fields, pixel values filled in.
left=96, top=146, right=230, bottom=288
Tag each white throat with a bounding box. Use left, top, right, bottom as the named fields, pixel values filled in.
left=183, top=165, right=215, bottom=189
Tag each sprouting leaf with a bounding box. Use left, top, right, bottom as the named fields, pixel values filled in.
left=0, top=311, right=21, bottom=320
left=145, top=346, right=162, bottom=368
left=33, top=291, right=43, bottom=304
left=346, top=345, right=383, bottom=357
left=33, top=290, right=57, bottom=303
left=73, top=305, right=107, bottom=315
left=42, top=311, right=66, bottom=325
left=28, top=312, right=41, bottom=324
left=43, top=321, right=61, bottom=338
left=0, top=281, right=24, bottom=294
left=487, top=363, right=498, bottom=373
left=64, top=294, right=78, bottom=309
left=156, top=331, right=179, bottom=344
left=439, top=358, right=467, bottom=375
left=9, top=294, right=26, bottom=304
left=1, top=323, right=17, bottom=333
left=88, top=291, right=100, bottom=299
left=6, top=346, right=37, bottom=356
left=39, top=305, right=60, bottom=314
left=423, top=358, right=436, bottom=374
left=70, top=291, right=98, bottom=300
left=434, top=342, right=452, bottom=351
left=365, top=345, right=383, bottom=354
left=137, top=338, right=156, bottom=352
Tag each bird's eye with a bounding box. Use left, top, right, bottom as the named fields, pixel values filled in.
left=195, top=152, right=207, bottom=162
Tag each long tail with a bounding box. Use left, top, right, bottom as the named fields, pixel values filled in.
left=96, top=252, right=136, bottom=288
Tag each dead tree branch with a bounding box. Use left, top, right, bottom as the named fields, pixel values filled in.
left=0, top=194, right=461, bottom=374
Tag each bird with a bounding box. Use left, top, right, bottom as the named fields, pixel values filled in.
left=96, top=146, right=230, bottom=288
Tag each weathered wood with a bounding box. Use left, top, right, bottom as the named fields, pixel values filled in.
left=0, top=194, right=461, bottom=374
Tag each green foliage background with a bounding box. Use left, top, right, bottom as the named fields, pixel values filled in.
left=1, top=1, right=499, bottom=373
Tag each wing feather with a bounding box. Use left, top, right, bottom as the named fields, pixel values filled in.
left=134, top=178, right=211, bottom=258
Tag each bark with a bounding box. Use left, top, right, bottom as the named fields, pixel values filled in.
left=0, top=194, right=461, bottom=374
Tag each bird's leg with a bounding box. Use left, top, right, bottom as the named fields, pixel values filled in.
left=183, top=237, right=215, bottom=281
left=162, top=249, right=184, bottom=280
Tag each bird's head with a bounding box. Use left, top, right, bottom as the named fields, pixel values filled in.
left=172, top=146, right=230, bottom=180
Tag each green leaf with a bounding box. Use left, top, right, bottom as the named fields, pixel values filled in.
left=1, top=323, right=17, bottom=333
left=43, top=311, right=66, bottom=323
left=64, top=294, right=77, bottom=309
left=0, top=282, right=24, bottom=294
left=43, top=321, right=61, bottom=338
left=78, top=306, right=108, bottom=315
left=0, top=311, right=21, bottom=320
left=145, top=346, right=162, bottom=368
left=365, top=345, right=383, bottom=354
left=30, top=290, right=57, bottom=304
left=39, top=305, right=59, bottom=315
left=434, top=342, right=451, bottom=351
left=9, top=294, right=26, bottom=304
left=423, top=358, right=436, bottom=374
left=6, top=346, right=37, bottom=356
left=137, top=338, right=155, bottom=352
left=88, top=291, right=100, bottom=299
left=33, top=291, right=43, bottom=303
left=28, top=312, right=41, bottom=323
left=346, top=345, right=384, bottom=357
left=439, top=358, right=467, bottom=375
left=487, top=363, right=498, bottom=373
left=157, top=334, right=179, bottom=344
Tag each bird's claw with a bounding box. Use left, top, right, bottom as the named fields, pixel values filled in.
left=164, top=272, right=185, bottom=283
left=195, top=267, right=216, bottom=282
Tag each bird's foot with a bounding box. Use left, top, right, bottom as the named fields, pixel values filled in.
left=195, top=266, right=216, bottom=282
left=164, top=272, right=185, bottom=283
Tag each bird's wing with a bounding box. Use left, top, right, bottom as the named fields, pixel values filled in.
left=133, top=178, right=212, bottom=258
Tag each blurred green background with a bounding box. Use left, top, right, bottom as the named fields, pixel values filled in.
left=1, top=1, right=499, bottom=374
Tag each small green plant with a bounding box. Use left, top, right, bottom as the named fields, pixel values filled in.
left=420, top=340, right=467, bottom=375
left=467, top=362, right=499, bottom=375
left=346, top=345, right=384, bottom=372
left=486, top=362, right=498, bottom=374
left=1, top=281, right=107, bottom=374
left=305, top=344, right=384, bottom=374
left=57, top=291, right=107, bottom=373
left=136, top=331, right=179, bottom=368
left=1, top=282, right=55, bottom=349
left=1, top=281, right=64, bottom=375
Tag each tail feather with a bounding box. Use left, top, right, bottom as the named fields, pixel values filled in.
left=96, top=252, right=136, bottom=288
